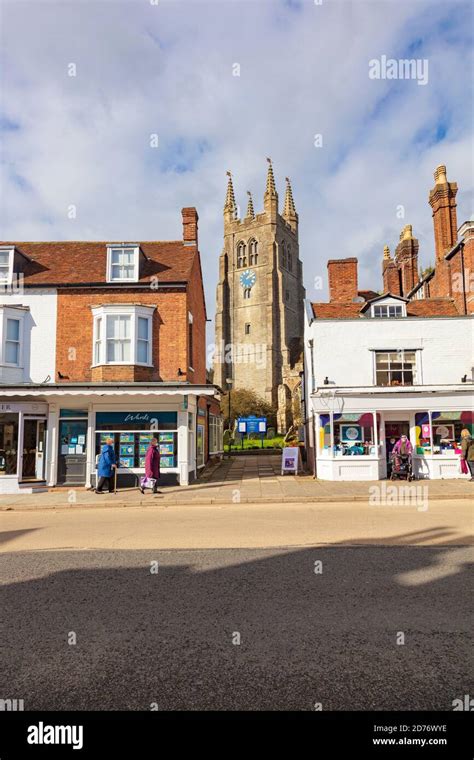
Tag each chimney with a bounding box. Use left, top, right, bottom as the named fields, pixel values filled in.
left=394, top=224, right=419, bottom=296
left=429, top=165, right=458, bottom=261
left=327, top=257, right=358, bottom=302
left=382, top=245, right=402, bottom=296
left=182, top=207, right=198, bottom=247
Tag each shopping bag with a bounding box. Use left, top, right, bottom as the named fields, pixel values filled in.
left=140, top=476, right=156, bottom=490
left=460, top=458, right=468, bottom=475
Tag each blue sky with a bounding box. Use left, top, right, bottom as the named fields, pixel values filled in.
left=0, top=0, right=472, bottom=342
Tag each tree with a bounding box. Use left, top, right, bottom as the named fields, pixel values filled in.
left=221, top=388, right=276, bottom=428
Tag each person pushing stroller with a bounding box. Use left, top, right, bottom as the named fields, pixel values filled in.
left=390, top=434, right=413, bottom=480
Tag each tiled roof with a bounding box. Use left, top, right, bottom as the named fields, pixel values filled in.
left=1, top=241, right=196, bottom=285
left=312, top=297, right=461, bottom=319
left=406, top=298, right=460, bottom=316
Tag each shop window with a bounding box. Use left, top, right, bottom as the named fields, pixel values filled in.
left=106, top=245, right=139, bottom=282
left=95, top=411, right=178, bottom=470
left=432, top=412, right=472, bottom=455
left=92, top=305, right=153, bottom=367
left=0, top=413, right=18, bottom=475
left=375, top=350, right=417, bottom=386
left=209, top=415, right=223, bottom=454
left=196, top=423, right=205, bottom=468
left=319, top=413, right=378, bottom=456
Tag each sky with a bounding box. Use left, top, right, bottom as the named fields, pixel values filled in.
left=0, top=0, right=472, bottom=347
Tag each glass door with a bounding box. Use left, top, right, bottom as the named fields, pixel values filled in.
left=20, top=417, right=47, bottom=481
left=58, top=419, right=88, bottom=485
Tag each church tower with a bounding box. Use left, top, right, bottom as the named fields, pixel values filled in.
left=214, top=160, right=305, bottom=432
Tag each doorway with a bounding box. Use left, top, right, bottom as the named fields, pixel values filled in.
left=21, top=418, right=46, bottom=481
left=57, top=419, right=88, bottom=485
left=385, top=421, right=410, bottom=474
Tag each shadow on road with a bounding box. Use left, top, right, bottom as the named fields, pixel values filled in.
left=0, top=532, right=472, bottom=711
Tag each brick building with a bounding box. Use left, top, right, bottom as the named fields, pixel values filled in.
left=303, top=165, right=473, bottom=480
left=0, top=208, right=222, bottom=492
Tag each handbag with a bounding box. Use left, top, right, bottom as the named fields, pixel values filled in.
left=460, top=458, right=468, bottom=475
left=140, top=476, right=156, bottom=490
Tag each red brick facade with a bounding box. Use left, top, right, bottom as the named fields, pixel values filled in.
left=327, top=258, right=358, bottom=302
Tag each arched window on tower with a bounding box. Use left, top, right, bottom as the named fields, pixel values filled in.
left=281, top=241, right=287, bottom=269
left=287, top=245, right=293, bottom=272
left=237, top=241, right=246, bottom=268
left=249, top=239, right=258, bottom=265
left=243, top=288, right=251, bottom=300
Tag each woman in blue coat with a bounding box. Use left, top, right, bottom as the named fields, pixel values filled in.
left=95, top=438, right=117, bottom=493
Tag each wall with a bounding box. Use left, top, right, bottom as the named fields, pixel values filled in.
left=305, top=315, right=471, bottom=388
left=0, top=289, right=57, bottom=383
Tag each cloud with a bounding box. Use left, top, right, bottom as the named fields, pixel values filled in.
left=0, top=0, right=472, bottom=342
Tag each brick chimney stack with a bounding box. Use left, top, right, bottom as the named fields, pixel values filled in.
left=394, top=224, right=419, bottom=296
left=327, top=257, right=358, bottom=302
left=182, top=207, right=199, bottom=247
left=429, top=165, right=458, bottom=262
left=382, top=245, right=402, bottom=295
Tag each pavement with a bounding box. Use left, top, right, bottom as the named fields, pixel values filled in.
left=0, top=454, right=472, bottom=509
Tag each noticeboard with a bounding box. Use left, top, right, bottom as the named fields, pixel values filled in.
left=281, top=447, right=299, bottom=475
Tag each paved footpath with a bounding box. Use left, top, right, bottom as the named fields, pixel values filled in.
left=0, top=454, right=472, bottom=510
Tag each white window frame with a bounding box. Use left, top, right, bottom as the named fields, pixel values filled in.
left=106, top=245, right=140, bottom=283
left=370, top=300, right=406, bottom=318
left=0, top=307, right=25, bottom=368
left=372, top=349, right=420, bottom=387
left=91, top=304, right=154, bottom=367
left=0, top=247, right=14, bottom=285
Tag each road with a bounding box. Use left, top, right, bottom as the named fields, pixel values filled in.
left=0, top=501, right=472, bottom=710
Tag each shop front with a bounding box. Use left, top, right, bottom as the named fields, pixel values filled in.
left=0, top=401, right=48, bottom=493
left=310, top=386, right=473, bottom=481
left=0, top=384, right=222, bottom=491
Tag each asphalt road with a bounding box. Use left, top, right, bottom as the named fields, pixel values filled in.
left=0, top=541, right=472, bottom=710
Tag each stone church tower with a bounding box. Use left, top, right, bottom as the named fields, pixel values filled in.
left=214, top=159, right=305, bottom=432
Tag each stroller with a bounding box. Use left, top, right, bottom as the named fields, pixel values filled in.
left=389, top=452, right=414, bottom=481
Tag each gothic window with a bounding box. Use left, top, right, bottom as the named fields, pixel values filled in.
left=243, top=288, right=251, bottom=299
left=245, top=323, right=251, bottom=335
left=281, top=241, right=287, bottom=269
left=287, top=246, right=293, bottom=272
left=249, top=239, right=258, bottom=265
left=237, top=241, right=246, bottom=268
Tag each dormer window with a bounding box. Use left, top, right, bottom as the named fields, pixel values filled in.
left=0, top=248, right=14, bottom=284
left=106, top=245, right=139, bottom=283
left=372, top=304, right=404, bottom=318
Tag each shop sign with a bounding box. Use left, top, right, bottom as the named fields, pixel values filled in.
left=281, top=447, right=300, bottom=475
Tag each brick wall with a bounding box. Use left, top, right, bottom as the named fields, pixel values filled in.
left=56, top=289, right=189, bottom=382
left=327, top=258, right=358, bottom=302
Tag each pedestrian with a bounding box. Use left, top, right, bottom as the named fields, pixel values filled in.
left=460, top=429, right=474, bottom=481
left=140, top=437, right=161, bottom=494
left=95, top=437, right=117, bottom=493
left=392, top=434, right=413, bottom=469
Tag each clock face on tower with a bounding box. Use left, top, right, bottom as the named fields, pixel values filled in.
left=240, top=269, right=256, bottom=289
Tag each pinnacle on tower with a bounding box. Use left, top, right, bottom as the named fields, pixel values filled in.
left=383, top=245, right=391, bottom=260
left=245, top=190, right=255, bottom=219
left=224, top=170, right=237, bottom=217
left=264, top=157, right=278, bottom=200
left=283, top=177, right=297, bottom=220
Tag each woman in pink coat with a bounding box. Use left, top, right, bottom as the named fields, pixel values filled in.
left=140, top=437, right=161, bottom=494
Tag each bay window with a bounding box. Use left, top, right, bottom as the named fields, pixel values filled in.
left=92, top=305, right=154, bottom=366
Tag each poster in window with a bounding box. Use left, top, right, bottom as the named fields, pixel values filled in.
left=434, top=424, right=454, bottom=440
left=160, top=456, right=174, bottom=468
left=100, top=433, right=113, bottom=444
left=120, top=456, right=134, bottom=468
left=120, top=433, right=134, bottom=443
left=159, top=443, right=174, bottom=456
left=159, top=433, right=174, bottom=443
left=340, top=424, right=362, bottom=442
